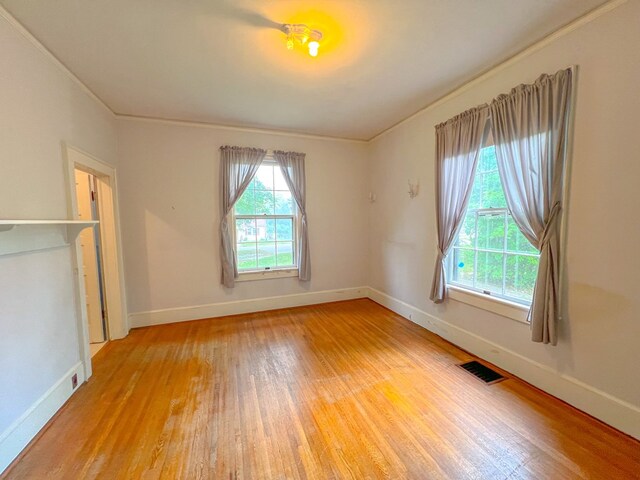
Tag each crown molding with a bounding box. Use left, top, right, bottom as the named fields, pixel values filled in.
left=0, top=4, right=115, bottom=118
left=367, top=0, right=629, bottom=142
left=1, top=0, right=627, bottom=143
left=115, top=114, right=369, bottom=144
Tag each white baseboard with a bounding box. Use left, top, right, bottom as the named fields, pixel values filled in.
left=129, top=286, right=369, bottom=328
left=367, top=287, right=640, bottom=440
left=0, top=362, right=84, bottom=474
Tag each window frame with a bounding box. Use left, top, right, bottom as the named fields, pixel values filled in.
left=232, top=158, right=300, bottom=280
left=449, top=207, right=540, bottom=306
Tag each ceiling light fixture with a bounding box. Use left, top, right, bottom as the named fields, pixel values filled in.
left=281, top=24, right=323, bottom=57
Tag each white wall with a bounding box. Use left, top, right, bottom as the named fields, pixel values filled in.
left=368, top=0, right=640, bottom=425
left=116, top=119, right=369, bottom=316
left=0, top=7, right=118, bottom=462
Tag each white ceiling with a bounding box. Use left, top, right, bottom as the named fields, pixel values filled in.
left=2, top=0, right=606, bottom=140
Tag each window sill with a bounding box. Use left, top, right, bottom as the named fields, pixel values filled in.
left=237, top=268, right=299, bottom=282
left=447, top=285, right=529, bottom=324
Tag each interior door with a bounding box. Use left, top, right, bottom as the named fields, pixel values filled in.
left=75, top=169, right=105, bottom=343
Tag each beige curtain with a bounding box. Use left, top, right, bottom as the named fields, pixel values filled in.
left=273, top=150, right=311, bottom=281
left=490, top=68, right=573, bottom=345
left=430, top=106, right=490, bottom=302
left=219, top=146, right=266, bottom=287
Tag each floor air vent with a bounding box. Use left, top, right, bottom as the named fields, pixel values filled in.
left=458, top=360, right=505, bottom=385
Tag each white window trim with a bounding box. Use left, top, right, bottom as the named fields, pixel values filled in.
left=447, top=284, right=529, bottom=324
left=237, top=268, right=299, bottom=282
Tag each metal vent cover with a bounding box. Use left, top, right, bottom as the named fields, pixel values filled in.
left=458, top=360, right=505, bottom=385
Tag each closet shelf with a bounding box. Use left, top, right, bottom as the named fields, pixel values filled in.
left=0, top=220, right=98, bottom=256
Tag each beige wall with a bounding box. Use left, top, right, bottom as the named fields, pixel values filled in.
left=0, top=11, right=118, bottom=436
left=116, top=119, right=369, bottom=315
left=368, top=0, right=640, bottom=414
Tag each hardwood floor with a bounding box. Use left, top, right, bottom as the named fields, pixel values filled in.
left=4, top=299, right=640, bottom=479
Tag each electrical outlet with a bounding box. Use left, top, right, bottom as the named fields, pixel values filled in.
left=71, top=373, right=78, bottom=389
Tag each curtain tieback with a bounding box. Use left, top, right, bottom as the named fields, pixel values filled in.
left=539, top=202, right=562, bottom=249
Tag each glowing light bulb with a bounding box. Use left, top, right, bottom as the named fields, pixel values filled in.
left=286, top=36, right=294, bottom=50
left=308, top=41, right=319, bottom=57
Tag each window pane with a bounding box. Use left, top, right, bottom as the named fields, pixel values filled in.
left=237, top=243, right=257, bottom=270
left=274, top=166, right=289, bottom=190
left=275, top=191, right=294, bottom=215
left=456, top=215, right=476, bottom=247
left=505, top=254, right=539, bottom=300
left=257, top=242, right=276, bottom=268
left=451, top=248, right=475, bottom=286
left=506, top=216, right=519, bottom=251
left=476, top=251, right=504, bottom=293
left=255, top=190, right=275, bottom=215
left=236, top=218, right=256, bottom=243
left=480, top=170, right=507, bottom=208
left=467, top=179, right=482, bottom=211
left=477, top=213, right=505, bottom=250
left=235, top=190, right=255, bottom=215
left=256, top=218, right=275, bottom=242
left=478, top=145, right=497, bottom=173
left=506, top=217, right=538, bottom=254
left=254, top=164, right=274, bottom=190
left=276, top=242, right=294, bottom=267
left=276, top=218, right=293, bottom=241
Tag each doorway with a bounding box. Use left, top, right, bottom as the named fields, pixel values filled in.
left=65, top=144, right=128, bottom=379
left=74, top=170, right=108, bottom=356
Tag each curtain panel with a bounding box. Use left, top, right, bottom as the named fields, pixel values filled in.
left=490, top=68, right=573, bottom=345
left=429, top=106, right=490, bottom=302
left=272, top=150, right=311, bottom=281
left=219, top=146, right=266, bottom=287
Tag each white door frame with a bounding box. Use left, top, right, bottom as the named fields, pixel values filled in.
left=63, top=143, right=128, bottom=379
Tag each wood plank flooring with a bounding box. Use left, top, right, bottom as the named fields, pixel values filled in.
left=4, top=299, right=640, bottom=479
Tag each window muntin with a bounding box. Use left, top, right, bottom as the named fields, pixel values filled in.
left=234, top=161, right=297, bottom=272
left=449, top=145, right=540, bottom=304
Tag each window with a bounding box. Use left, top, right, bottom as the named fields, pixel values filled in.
left=234, top=160, right=297, bottom=272
left=448, top=145, right=540, bottom=305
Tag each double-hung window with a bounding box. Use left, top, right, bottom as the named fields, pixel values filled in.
left=448, top=144, right=540, bottom=305
left=234, top=160, right=297, bottom=273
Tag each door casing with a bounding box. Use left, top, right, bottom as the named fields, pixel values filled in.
left=63, top=143, right=128, bottom=378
